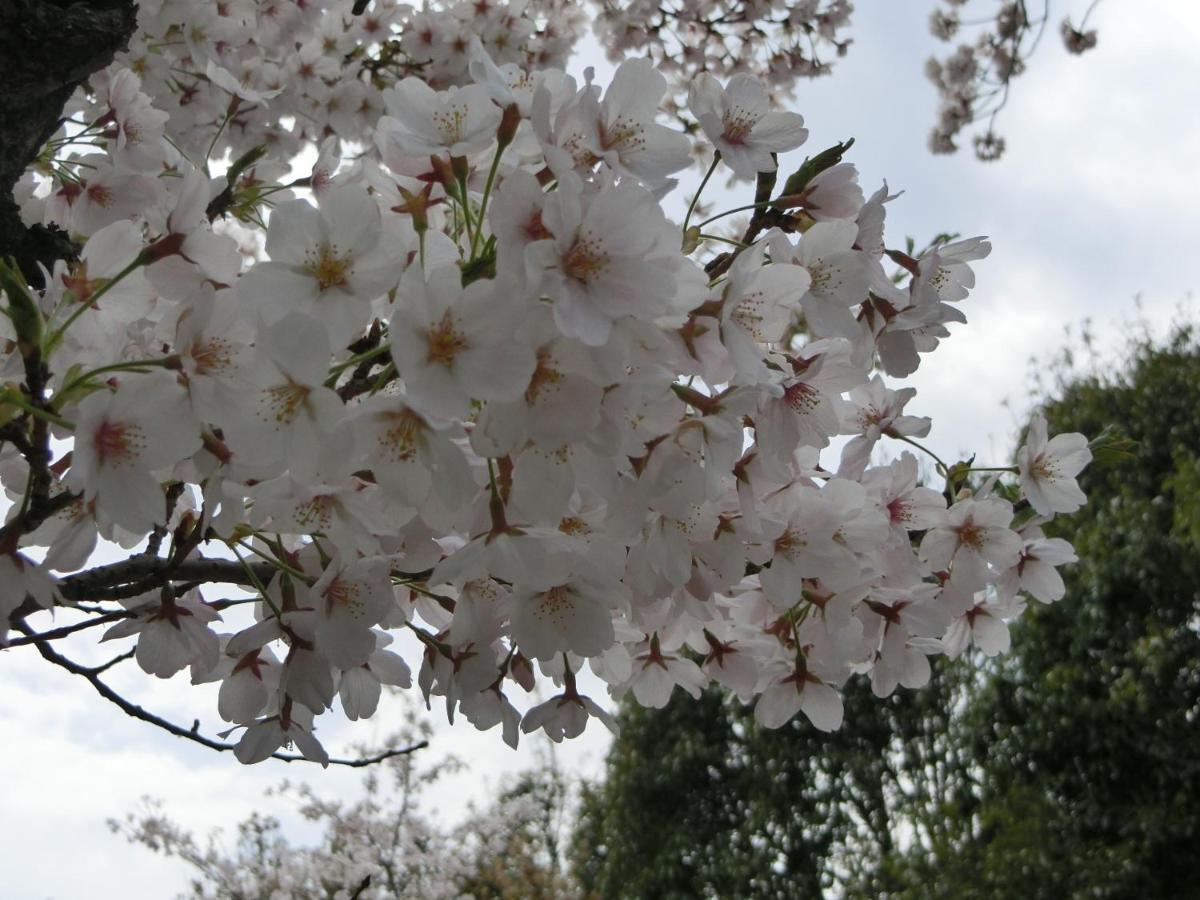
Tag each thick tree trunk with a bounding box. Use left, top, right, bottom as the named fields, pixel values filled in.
left=0, top=0, right=139, bottom=285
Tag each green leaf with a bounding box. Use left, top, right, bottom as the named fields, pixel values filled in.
left=0, top=257, right=44, bottom=354
left=774, top=138, right=855, bottom=208
left=1087, top=423, right=1138, bottom=465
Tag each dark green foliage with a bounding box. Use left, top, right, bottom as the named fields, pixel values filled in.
left=940, top=325, right=1200, bottom=900
left=572, top=666, right=982, bottom=900
left=574, top=326, right=1200, bottom=900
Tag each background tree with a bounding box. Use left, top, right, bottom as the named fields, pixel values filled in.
left=571, top=662, right=980, bottom=899
left=904, top=323, right=1200, bottom=899
left=112, top=705, right=579, bottom=899
left=574, top=323, right=1198, bottom=900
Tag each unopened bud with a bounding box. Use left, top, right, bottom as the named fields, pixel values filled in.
left=137, top=231, right=186, bottom=265
left=510, top=652, right=535, bottom=692
left=428, top=155, right=456, bottom=192
left=497, top=103, right=521, bottom=148
left=0, top=258, right=44, bottom=355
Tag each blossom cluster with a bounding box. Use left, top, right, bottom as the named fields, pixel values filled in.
left=1, top=0, right=1091, bottom=765
left=29, top=0, right=580, bottom=213
left=592, top=0, right=853, bottom=129
left=925, top=0, right=1103, bottom=159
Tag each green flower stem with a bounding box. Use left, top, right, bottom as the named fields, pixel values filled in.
left=46, top=255, right=147, bottom=352
left=683, top=153, right=721, bottom=235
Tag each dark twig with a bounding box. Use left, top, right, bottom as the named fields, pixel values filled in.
left=90, top=648, right=135, bottom=674
left=13, top=620, right=428, bottom=767
left=3, top=607, right=133, bottom=646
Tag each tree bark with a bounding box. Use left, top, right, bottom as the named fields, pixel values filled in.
left=0, top=0, right=139, bottom=286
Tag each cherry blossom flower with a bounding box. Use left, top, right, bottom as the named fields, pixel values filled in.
left=771, top=220, right=875, bottom=339
left=942, top=595, right=1019, bottom=659
left=378, top=79, right=502, bottom=158
left=1017, top=411, right=1092, bottom=515
left=509, top=573, right=619, bottom=661
left=213, top=646, right=281, bottom=725
left=0, top=552, right=57, bottom=642
left=389, top=266, right=537, bottom=419
left=620, top=634, right=708, bottom=708
left=234, top=705, right=329, bottom=767
left=102, top=69, right=169, bottom=173
left=717, top=242, right=810, bottom=382
left=239, top=185, right=406, bottom=346
left=837, top=376, right=932, bottom=478
left=755, top=661, right=845, bottom=731
left=340, top=635, right=413, bottom=721
left=530, top=175, right=690, bottom=345
left=539, top=59, right=690, bottom=188
left=997, top=524, right=1079, bottom=603
left=521, top=688, right=618, bottom=743
left=688, top=72, right=809, bottom=178
left=921, top=496, right=1024, bottom=589
left=310, top=556, right=396, bottom=671
left=102, top=590, right=222, bottom=679
left=66, top=370, right=202, bottom=534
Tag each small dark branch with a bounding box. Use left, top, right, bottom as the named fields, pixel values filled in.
left=0, top=421, right=34, bottom=457
left=73, top=601, right=125, bottom=614
left=13, top=621, right=427, bottom=767
left=147, top=483, right=186, bottom=558
left=89, top=647, right=135, bottom=674
left=349, top=875, right=372, bottom=899
left=3, top=607, right=133, bottom=646
left=208, top=596, right=267, bottom=611
left=311, top=744, right=430, bottom=768
left=703, top=168, right=792, bottom=280
left=337, top=366, right=398, bottom=402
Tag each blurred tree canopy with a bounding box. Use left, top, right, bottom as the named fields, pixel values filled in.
left=572, top=325, right=1200, bottom=900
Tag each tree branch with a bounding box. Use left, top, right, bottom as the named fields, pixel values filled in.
left=0, top=0, right=139, bottom=285
left=3, top=606, right=132, bottom=646
left=57, top=555, right=277, bottom=601
left=12, top=620, right=428, bottom=768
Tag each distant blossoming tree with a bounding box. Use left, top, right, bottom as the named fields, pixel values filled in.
left=111, top=707, right=579, bottom=898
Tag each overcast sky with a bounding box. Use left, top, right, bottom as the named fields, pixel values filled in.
left=4, top=3, right=1199, bottom=897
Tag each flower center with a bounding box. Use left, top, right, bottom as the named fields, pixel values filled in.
left=598, top=115, right=646, bottom=153
left=559, top=516, right=591, bottom=536
left=1030, top=455, right=1057, bottom=481
left=783, top=381, right=819, bottom=414
left=263, top=381, right=311, bottom=424
left=536, top=585, right=576, bottom=625
left=731, top=292, right=768, bottom=339
left=722, top=107, right=759, bottom=145
left=307, top=247, right=351, bottom=290
left=86, top=184, right=113, bottom=208
left=324, top=576, right=365, bottom=617
left=379, top=410, right=422, bottom=462
left=294, top=496, right=335, bottom=532
left=433, top=102, right=470, bottom=146
left=956, top=520, right=984, bottom=552
left=191, top=337, right=234, bottom=374
left=524, top=352, right=563, bottom=404
left=561, top=232, right=609, bottom=285
left=93, top=419, right=144, bottom=467
left=425, top=310, right=469, bottom=366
